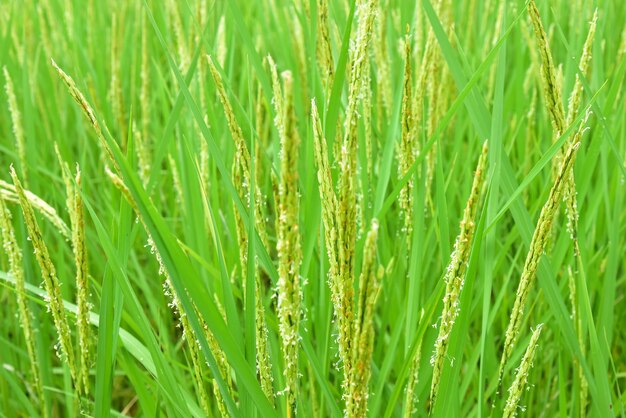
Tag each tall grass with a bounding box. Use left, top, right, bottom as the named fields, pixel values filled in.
left=0, top=1, right=624, bottom=417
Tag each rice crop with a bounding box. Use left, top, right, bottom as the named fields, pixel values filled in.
left=0, top=1, right=624, bottom=417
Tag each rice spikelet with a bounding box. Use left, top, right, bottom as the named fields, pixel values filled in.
left=10, top=166, right=77, bottom=384
left=0, top=180, right=70, bottom=239
left=274, top=70, right=302, bottom=415
left=56, top=148, right=92, bottom=396
left=568, top=267, right=588, bottom=416
left=362, top=63, right=374, bottom=182
left=197, top=301, right=233, bottom=417
left=0, top=195, right=46, bottom=415
left=207, top=56, right=252, bottom=176
left=566, top=10, right=598, bottom=128
left=167, top=0, right=189, bottom=70
left=398, top=30, right=417, bottom=243
left=71, top=166, right=91, bottom=396
left=528, top=0, right=566, bottom=138
left=51, top=60, right=121, bottom=174
left=104, top=167, right=218, bottom=416
left=561, top=12, right=597, bottom=250
left=503, top=324, right=543, bottom=418
left=337, top=0, right=378, bottom=383
left=499, top=140, right=581, bottom=378
left=311, top=98, right=342, bottom=328
left=207, top=54, right=270, bottom=252
left=374, top=1, right=392, bottom=119
left=216, top=16, right=227, bottom=67
left=430, top=141, right=488, bottom=406
left=3, top=67, right=28, bottom=188
left=291, top=13, right=309, bottom=104
left=138, top=15, right=152, bottom=186
left=140, top=13, right=150, bottom=141
left=55, top=149, right=92, bottom=395
left=316, top=0, right=335, bottom=90
left=110, top=14, right=125, bottom=139
left=228, top=96, right=274, bottom=401
left=134, top=127, right=151, bottom=188
left=345, top=220, right=383, bottom=417
left=404, top=315, right=425, bottom=418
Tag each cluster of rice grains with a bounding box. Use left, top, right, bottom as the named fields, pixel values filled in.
left=0, top=0, right=615, bottom=417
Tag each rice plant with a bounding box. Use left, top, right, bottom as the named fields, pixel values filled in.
left=0, top=1, right=624, bottom=417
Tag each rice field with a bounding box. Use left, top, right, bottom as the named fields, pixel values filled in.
left=0, top=0, right=625, bottom=417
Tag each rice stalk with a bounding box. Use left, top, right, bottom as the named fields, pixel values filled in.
left=527, top=0, right=566, bottom=140
left=197, top=300, right=233, bottom=418
left=138, top=14, right=152, bottom=186
left=56, top=147, right=92, bottom=396
left=311, top=0, right=379, bottom=408
left=336, top=0, right=378, bottom=381
left=313, top=94, right=353, bottom=412
left=404, top=314, right=425, bottom=418
left=617, top=27, right=626, bottom=62
left=561, top=12, right=597, bottom=251
left=362, top=60, right=374, bottom=181
left=37, top=5, right=53, bottom=61
left=196, top=53, right=210, bottom=194
left=40, top=0, right=63, bottom=56
left=134, top=127, right=151, bottom=188
left=254, top=76, right=271, bottom=184
left=503, top=324, right=543, bottom=418
left=523, top=91, right=539, bottom=183
left=110, top=14, right=125, bottom=140
left=521, top=21, right=541, bottom=93
left=140, top=11, right=150, bottom=136
left=254, top=278, right=274, bottom=400
left=268, top=55, right=285, bottom=135
left=430, top=141, right=488, bottom=406
left=3, top=67, right=28, bottom=188
left=274, top=70, right=302, bottom=415
left=487, top=2, right=505, bottom=101
left=51, top=60, right=121, bottom=174
left=0, top=192, right=46, bottom=417
left=207, top=56, right=252, bottom=181
left=424, top=54, right=441, bottom=203
left=311, top=98, right=341, bottom=325
left=568, top=267, right=588, bottom=416
left=229, top=96, right=274, bottom=401
left=208, top=54, right=271, bottom=252
left=498, top=138, right=582, bottom=380
left=374, top=0, right=391, bottom=119
left=103, top=167, right=218, bottom=416
left=566, top=10, right=598, bottom=128
left=167, top=0, right=189, bottom=70
left=216, top=16, right=227, bottom=67
left=424, top=0, right=454, bottom=202
left=412, top=30, right=436, bottom=167
left=316, top=0, right=335, bottom=91
left=463, top=0, right=478, bottom=50
left=71, top=166, right=91, bottom=397
left=10, top=166, right=77, bottom=385
left=345, top=219, right=383, bottom=417
left=398, top=30, right=417, bottom=244
left=0, top=180, right=70, bottom=239
left=291, top=13, right=309, bottom=105
left=413, top=0, right=424, bottom=61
